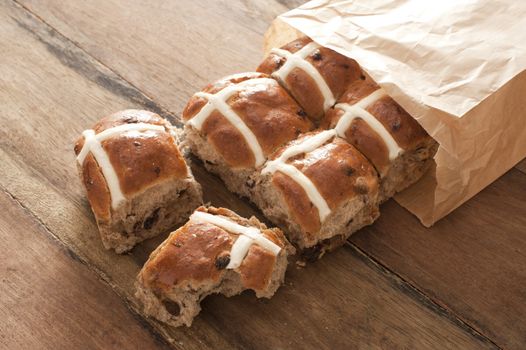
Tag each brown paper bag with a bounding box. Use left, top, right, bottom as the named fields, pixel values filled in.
left=264, top=0, right=526, bottom=226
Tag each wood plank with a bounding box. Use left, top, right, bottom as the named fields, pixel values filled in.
left=0, top=2, right=230, bottom=348
left=515, top=158, right=526, bottom=175
left=0, top=1, right=497, bottom=348
left=0, top=189, right=169, bottom=349
left=197, top=245, right=498, bottom=350
left=16, top=0, right=301, bottom=117
left=351, top=168, right=526, bottom=349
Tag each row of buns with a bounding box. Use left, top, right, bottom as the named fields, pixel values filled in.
left=74, top=36, right=437, bottom=326
left=182, top=36, right=437, bottom=259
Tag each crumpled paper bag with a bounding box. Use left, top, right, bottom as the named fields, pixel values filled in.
left=264, top=0, right=526, bottom=226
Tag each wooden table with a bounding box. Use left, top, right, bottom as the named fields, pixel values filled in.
left=1, top=0, right=525, bottom=349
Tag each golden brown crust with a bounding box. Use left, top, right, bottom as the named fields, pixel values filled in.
left=239, top=245, right=276, bottom=291
left=343, top=118, right=391, bottom=174
left=182, top=73, right=313, bottom=168
left=300, top=137, right=379, bottom=208
left=81, top=153, right=111, bottom=221
left=257, top=36, right=362, bottom=120
left=202, top=206, right=288, bottom=249
left=229, top=80, right=311, bottom=155
left=104, top=131, right=188, bottom=195
left=93, top=109, right=167, bottom=132
left=74, top=109, right=188, bottom=220
left=366, top=96, right=430, bottom=150
left=183, top=73, right=270, bottom=120
left=324, top=80, right=432, bottom=173
left=141, top=206, right=287, bottom=294
left=270, top=133, right=379, bottom=234
left=279, top=36, right=313, bottom=54
left=201, top=110, right=256, bottom=168
left=141, top=221, right=232, bottom=291
left=272, top=172, right=320, bottom=237
left=336, top=78, right=377, bottom=105
left=284, top=67, right=326, bottom=120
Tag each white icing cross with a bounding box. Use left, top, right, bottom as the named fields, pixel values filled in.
left=334, top=89, right=403, bottom=161
left=187, top=78, right=278, bottom=167
left=77, top=122, right=166, bottom=209
left=189, top=211, right=281, bottom=269
left=271, top=42, right=336, bottom=111
left=262, top=130, right=337, bottom=223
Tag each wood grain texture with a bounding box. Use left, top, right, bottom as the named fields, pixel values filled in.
left=0, top=0, right=499, bottom=349
left=195, top=245, right=497, bottom=350
left=515, top=158, right=526, bottom=175
left=351, top=169, right=526, bottom=349
left=16, top=0, right=301, bottom=117
left=0, top=189, right=169, bottom=350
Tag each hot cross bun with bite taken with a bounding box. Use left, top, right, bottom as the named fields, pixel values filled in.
left=74, top=109, right=203, bottom=253
left=323, top=79, right=438, bottom=201
left=182, top=72, right=313, bottom=198
left=252, top=130, right=380, bottom=260
left=135, top=206, right=294, bottom=327
left=257, top=36, right=362, bottom=121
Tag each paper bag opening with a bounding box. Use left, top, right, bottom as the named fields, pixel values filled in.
left=264, top=1, right=526, bottom=226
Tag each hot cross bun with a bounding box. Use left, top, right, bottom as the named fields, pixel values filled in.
left=135, top=206, right=293, bottom=327
left=74, top=109, right=203, bottom=253
left=182, top=72, right=314, bottom=198
left=324, top=79, right=438, bottom=200
left=253, top=130, right=380, bottom=259
left=257, top=36, right=362, bottom=121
